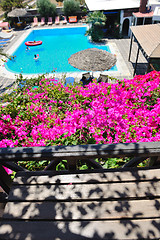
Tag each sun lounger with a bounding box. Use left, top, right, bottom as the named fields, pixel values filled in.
left=32, top=17, right=38, bottom=27
left=40, top=17, right=45, bottom=26
left=98, top=74, right=109, bottom=83
left=55, top=16, right=60, bottom=25
left=24, top=24, right=31, bottom=30
left=0, top=44, right=8, bottom=49
left=82, top=72, right=91, bottom=79
left=0, top=32, right=13, bottom=39
left=64, top=77, right=74, bottom=86
left=0, top=22, right=11, bottom=31
left=62, top=16, right=67, bottom=24
left=69, top=16, right=77, bottom=23
left=48, top=17, right=52, bottom=25
left=2, top=29, right=12, bottom=33
left=0, top=40, right=9, bottom=48
left=0, top=41, right=8, bottom=45
left=0, top=38, right=10, bottom=42
left=80, top=72, right=92, bottom=87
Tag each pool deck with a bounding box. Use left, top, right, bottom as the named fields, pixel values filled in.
left=0, top=23, right=148, bottom=94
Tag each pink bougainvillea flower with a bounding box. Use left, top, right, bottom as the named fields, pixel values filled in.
left=0, top=71, right=160, bottom=147
left=3, top=166, right=13, bottom=175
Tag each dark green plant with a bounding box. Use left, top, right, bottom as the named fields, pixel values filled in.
left=63, top=0, right=80, bottom=16
left=82, top=7, right=87, bottom=14
left=86, top=11, right=106, bottom=42
left=37, top=0, right=56, bottom=18
left=86, top=27, right=104, bottom=42
left=112, top=23, right=121, bottom=38
left=18, top=160, right=50, bottom=171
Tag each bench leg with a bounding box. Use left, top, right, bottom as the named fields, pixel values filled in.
left=0, top=164, right=12, bottom=194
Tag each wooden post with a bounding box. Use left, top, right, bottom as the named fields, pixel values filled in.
left=128, top=33, right=133, bottom=62
left=143, top=17, right=145, bottom=25
left=146, top=58, right=151, bottom=73
left=0, top=164, right=12, bottom=194
left=67, top=158, right=77, bottom=171
left=133, top=45, right=140, bottom=76
left=135, top=17, right=137, bottom=26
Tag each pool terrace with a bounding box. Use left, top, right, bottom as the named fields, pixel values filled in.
left=0, top=23, right=148, bottom=94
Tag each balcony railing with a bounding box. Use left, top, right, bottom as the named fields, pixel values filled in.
left=0, top=142, right=160, bottom=194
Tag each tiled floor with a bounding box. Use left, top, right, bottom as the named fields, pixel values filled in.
left=113, top=38, right=148, bottom=78
left=0, top=25, right=148, bottom=94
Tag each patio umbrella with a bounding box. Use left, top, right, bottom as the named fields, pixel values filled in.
left=68, top=48, right=117, bottom=73
left=8, top=8, right=28, bottom=22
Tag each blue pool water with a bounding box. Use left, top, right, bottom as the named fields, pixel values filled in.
left=5, top=27, right=117, bottom=74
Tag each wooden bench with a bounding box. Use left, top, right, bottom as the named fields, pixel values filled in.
left=0, top=142, right=160, bottom=239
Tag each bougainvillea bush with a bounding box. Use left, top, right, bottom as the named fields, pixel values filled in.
left=0, top=71, right=160, bottom=149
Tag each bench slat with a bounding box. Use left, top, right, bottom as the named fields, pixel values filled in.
left=0, top=219, right=160, bottom=240
left=1, top=167, right=160, bottom=240
left=8, top=181, right=160, bottom=201
left=13, top=168, right=160, bottom=185
left=3, top=199, right=160, bottom=220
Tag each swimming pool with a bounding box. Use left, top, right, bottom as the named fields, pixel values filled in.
left=5, top=27, right=117, bottom=74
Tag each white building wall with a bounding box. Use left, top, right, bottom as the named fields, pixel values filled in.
left=120, top=10, right=124, bottom=33
left=120, top=10, right=133, bottom=36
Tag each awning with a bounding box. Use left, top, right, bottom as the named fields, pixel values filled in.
left=132, top=11, right=154, bottom=18
left=130, top=24, right=160, bottom=58
left=129, top=23, right=160, bottom=75
left=85, top=0, right=139, bottom=11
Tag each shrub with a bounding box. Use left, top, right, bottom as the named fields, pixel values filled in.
left=37, top=0, right=56, bottom=18
left=86, top=11, right=106, bottom=42
left=63, top=0, right=80, bottom=16
left=86, top=27, right=104, bottom=42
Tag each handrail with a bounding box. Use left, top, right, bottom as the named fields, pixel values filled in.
left=0, top=142, right=160, bottom=162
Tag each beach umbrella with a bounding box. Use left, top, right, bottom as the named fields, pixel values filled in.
left=8, top=8, right=28, bottom=22
left=68, top=48, right=117, bottom=74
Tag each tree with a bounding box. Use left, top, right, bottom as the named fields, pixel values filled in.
left=13, top=0, right=24, bottom=8
left=63, top=0, right=80, bottom=17
left=75, top=0, right=85, bottom=5
left=37, top=0, right=56, bottom=18
left=86, top=11, right=106, bottom=42
left=0, top=0, right=14, bottom=12
left=0, top=0, right=24, bottom=12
